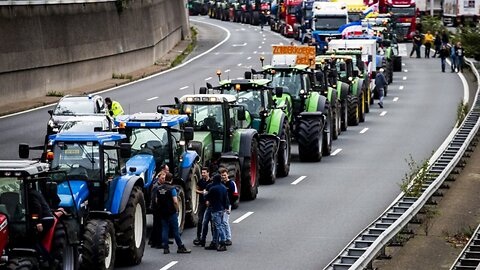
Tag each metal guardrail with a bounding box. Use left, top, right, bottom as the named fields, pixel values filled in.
left=450, top=61, right=480, bottom=270
left=0, top=0, right=115, bottom=6
left=324, top=58, right=480, bottom=270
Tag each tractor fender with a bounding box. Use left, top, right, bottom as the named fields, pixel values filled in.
left=329, top=88, right=339, bottom=108
left=125, top=154, right=155, bottom=188
left=306, top=92, right=327, bottom=113
left=111, top=175, right=143, bottom=215
left=237, top=129, right=259, bottom=158
left=358, top=78, right=365, bottom=93
left=266, top=109, right=286, bottom=136
left=350, top=79, right=360, bottom=97
left=181, top=150, right=199, bottom=169
left=259, top=133, right=280, bottom=144
left=337, top=82, right=349, bottom=101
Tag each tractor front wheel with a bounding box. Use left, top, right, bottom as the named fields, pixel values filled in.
left=323, top=107, right=332, bottom=156
left=7, top=258, right=37, bottom=270
left=81, top=219, right=116, bottom=270
left=186, top=164, right=201, bottom=227
left=258, top=138, right=278, bottom=185
left=276, top=121, right=291, bottom=177
left=347, top=95, right=360, bottom=126
left=51, top=222, right=78, bottom=270
left=241, top=138, right=260, bottom=201
left=297, top=118, right=323, bottom=162
left=340, top=98, right=348, bottom=131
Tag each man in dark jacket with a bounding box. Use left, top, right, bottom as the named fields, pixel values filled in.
left=455, top=42, right=465, bottom=72
left=432, top=31, right=442, bottom=58
left=156, top=172, right=191, bottom=254
left=220, top=168, right=238, bottom=246
left=193, top=167, right=211, bottom=246
left=149, top=172, right=165, bottom=248
left=439, top=44, right=450, bottom=72
left=204, top=174, right=229, bottom=251
left=409, top=31, right=422, bottom=58
left=375, top=68, right=387, bottom=108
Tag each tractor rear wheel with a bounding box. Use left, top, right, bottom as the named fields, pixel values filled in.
left=297, top=118, right=323, bottom=162
left=175, top=186, right=186, bottom=232
left=323, top=107, right=332, bottom=156
left=359, top=91, right=366, bottom=123
left=51, top=222, right=78, bottom=270
left=347, top=95, right=360, bottom=126
left=115, top=186, right=146, bottom=266
left=340, top=98, right=348, bottom=131
left=241, top=138, right=259, bottom=201
left=258, top=138, right=278, bottom=185
left=276, top=121, right=291, bottom=177
left=219, top=161, right=241, bottom=208
left=81, top=219, right=116, bottom=270
left=364, top=86, right=371, bottom=113
left=7, top=258, right=37, bottom=270
left=185, top=164, right=201, bottom=227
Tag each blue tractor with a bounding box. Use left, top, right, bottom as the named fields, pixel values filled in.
left=21, top=132, right=146, bottom=269
left=115, top=113, right=201, bottom=231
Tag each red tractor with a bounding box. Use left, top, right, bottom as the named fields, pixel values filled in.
left=0, top=160, right=79, bottom=270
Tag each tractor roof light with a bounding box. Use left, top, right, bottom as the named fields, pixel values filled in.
left=46, top=151, right=54, bottom=161
left=300, top=89, right=306, bottom=95
left=186, top=97, right=194, bottom=102
left=235, top=84, right=241, bottom=91
left=185, top=107, right=192, bottom=114
left=209, top=97, right=218, bottom=102
left=118, top=122, right=126, bottom=129
left=271, top=70, right=276, bottom=75
left=4, top=172, right=11, bottom=177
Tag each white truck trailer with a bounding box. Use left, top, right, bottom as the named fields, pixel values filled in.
left=442, top=0, right=479, bottom=26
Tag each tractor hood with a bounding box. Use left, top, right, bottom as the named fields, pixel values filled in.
left=188, top=131, right=214, bottom=162
left=126, top=154, right=155, bottom=187
left=57, top=180, right=89, bottom=210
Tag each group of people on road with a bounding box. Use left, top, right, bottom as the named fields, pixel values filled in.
left=149, top=166, right=238, bottom=254
left=409, top=30, right=465, bottom=73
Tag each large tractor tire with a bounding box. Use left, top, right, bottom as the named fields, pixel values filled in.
left=297, top=118, right=323, bottom=162
left=322, top=107, right=333, bottom=156
left=241, top=138, right=260, bottom=201
left=258, top=138, right=278, bottom=185
left=359, top=91, right=366, bottom=123
left=393, top=55, right=402, bottom=72
left=50, top=223, right=78, bottom=270
left=347, top=95, right=360, bottom=126
left=340, top=98, right=348, bottom=132
left=364, top=86, right=371, bottom=113
left=82, top=219, right=116, bottom=270
left=245, top=13, right=251, bottom=24
left=175, top=186, right=186, bottom=233
left=115, top=186, right=146, bottom=266
left=7, top=258, right=37, bottom=270
left=185, top=164, right=201, bottom=227
left=332, top=102, right=341, bottom=140
left=219, top=161, right=241, bottom=208
left=276, top=120, right=291, bottom=177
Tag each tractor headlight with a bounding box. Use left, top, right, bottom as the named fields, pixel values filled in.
left=300, top=89, right=306, bottom=95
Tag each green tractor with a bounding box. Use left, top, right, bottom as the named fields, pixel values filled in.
left=204, top=76, right=291, bottom=185
left=254, top=55, right=332, bottom=161
left=160, top=93, right=260, bottom=202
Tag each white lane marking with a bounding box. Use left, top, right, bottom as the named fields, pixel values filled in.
left=399, top=86, right=404, bottom=90
left=402, top=76, right=407, bottom=80
left=393, top=97, right=399, bottom=102
left=179, top=86, right=189, bottom=90
left=159, top=261, right=178, bottom=270
left=232, top=43, right=247, bottom=47
left=225, top=69, right=231, bottom=73
left=147, top=96, right=158, bottom=101
left=291, top=176, right=307, bottom=185
left=236, top=77, right=243, bottom=79
left=279, top=42, right=284, bottom=45
left=253, top=51, right=258, bottom=54
left=263, top=34, right=266, bottom=37
left=258, top=46, right=262, bottom=49
left=263, top=38, right=266, bottom=40
left=360, top=128, right=369, bottom=134
left=380, top=111, right=387, bottom=116
left=247, top=56, right=252, bottom=60
left=0, top=19, right=232, bottom=119
left=404, top=69, right=408, bottom=72
left=262, top=41, right=265, bottom=44
left=205, top=77, right=212, bottom=81
left=237, top=63, right=242, bottom=66
left=457, top=68, right=470, bottom=104
left=214, top=52, right=220, bottom=55
left=233, top=212, right=254, bottom=223
left=402, top=63, right=405, bottom=66
left=331, top=148, right=342, bottom=156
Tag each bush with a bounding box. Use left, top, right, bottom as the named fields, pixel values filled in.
left=420, top=16, right=447, bottom=35
left=457, top=26, right=480, bottom=60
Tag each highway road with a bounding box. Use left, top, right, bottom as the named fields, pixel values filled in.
left=0, top=17, right=465, bottom=269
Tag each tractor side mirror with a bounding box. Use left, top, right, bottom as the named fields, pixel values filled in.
left=19, top=144, right=30, bottom=159
left=120, top=143, right=132, bottom=159
left=174, top=97, right=180, bottom=107
left=199, top=87, right=208, bottom=94
left=206, top=82, right=213, bottom=89
left=275, top=87, right=283, bottom=98
left=352, top=70, right=359, bottom=77
left=183, top=127, right=194, bottom=141
left=48, top=109, right=53, bottom=116
left=237, top=106, right=246, bottom=121
left=244, top=71, right=252, bottom=79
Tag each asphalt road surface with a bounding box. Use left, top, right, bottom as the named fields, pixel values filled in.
left=0, top=17, right=465, bottom=270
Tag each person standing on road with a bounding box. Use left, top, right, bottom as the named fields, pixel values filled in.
left=439, top=44, right=450, bottom=72
left=105, top=97, right=124, bottom=118
left=432, top=31, right=442, bottom=58
left=441, top=30, right=449, bottom=45
left=450, top=43, right=457, bottom=73
left=409, top=31, right=422, bottom=58
left=157, top=172, right=191, bottom=254
left=193, top=167, right=211, bottom=247
left=220, top=167, right=238, bottom=246
left=204, top=174, right=229, bottom=252
left=423, top=31, right=433, bottom=58
left=375, top=68, right=387, bottom=108
left=150, top=172, right=166, bottom=249
left=260, top=11, right=267, bottom=31
left=455, top=42, right=465, bottom=72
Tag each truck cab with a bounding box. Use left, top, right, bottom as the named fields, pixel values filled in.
left=311, top=1, right=349, bottom=53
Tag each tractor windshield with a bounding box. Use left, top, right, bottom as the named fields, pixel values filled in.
left=183, top=104, right=224, bottom=134
left=129, top=128, right=170, bottom=164
left=51, top=142, right=101, bottom=180
left=271, top=71, right=302, bottom=97
left=0, top=177, right=25, bottom=223
left=223, top=89, right=265, bottom=117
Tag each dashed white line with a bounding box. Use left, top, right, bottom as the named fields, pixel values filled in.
left=159, top=261, right=178, bottom=270
left=279, top=42, right=284, bottom=45
left=263, top=34, right=266, bottom=37
left=393, top=97, right=399, bottom=102
left=253, top=51, right=258, bottom=54
left=247, top=56, right=252, bottom=60
left=402, top=76, right=407, bottom=80
left=360, top=128, right=369, bottom=134
left=380, top=111, right=387, bottom=116
left=404, top=69, right=408, bottom=72
left=147, top=96, right=158, bottom=101
left=233, top=212, right=254, bottom=223
left=205, top=77, right=212, bottom=81
left=331, top=148, right=342, bottom=156
left=262, top=41, right=265, bottom=44
left=399, top=86, right=404, bottom=90
left=291, top=176, right=307, bottom=185
left=258, top=46, right=262, bottom=49
left=236, top=77, right=243, bottom=79
left=402, top=63, right=405, bottom=66
left=237, top=63, right=242, bottom=66
left=225, top=69, right=231, bottom=73
left=263, top=38, right=266, bottom=41
left=179, top=86, right=189, bottom=90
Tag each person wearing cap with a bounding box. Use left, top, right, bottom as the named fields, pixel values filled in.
left=375, top=68, right=387, bottom=108
left=105, top=97, right=124, bottom=118
left=204, top=174, right=229, bottom=252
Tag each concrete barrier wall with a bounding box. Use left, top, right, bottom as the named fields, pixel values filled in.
left=0, top=0, right=189, bottom=107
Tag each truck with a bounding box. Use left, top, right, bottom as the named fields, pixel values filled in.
left=333, top=0, right=369, bottom=22
left=293, top=0, right=315, bottom=41
left=270, top=0, right=303, bottom=37
left=442, top=0, right=479, bottom=26
left=415, top=0, right=442, bottom=16
left=311, top=1, right=349, bottom=53
left=365, top=0, right=417, bottom=40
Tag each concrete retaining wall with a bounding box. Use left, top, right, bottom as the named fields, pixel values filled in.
left=0, top=0, right=189, bottom=107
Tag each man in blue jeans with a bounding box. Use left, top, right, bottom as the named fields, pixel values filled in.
left=156, top=172, right=191, bottom=254
left=204, top=174, right=229, bottom=251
